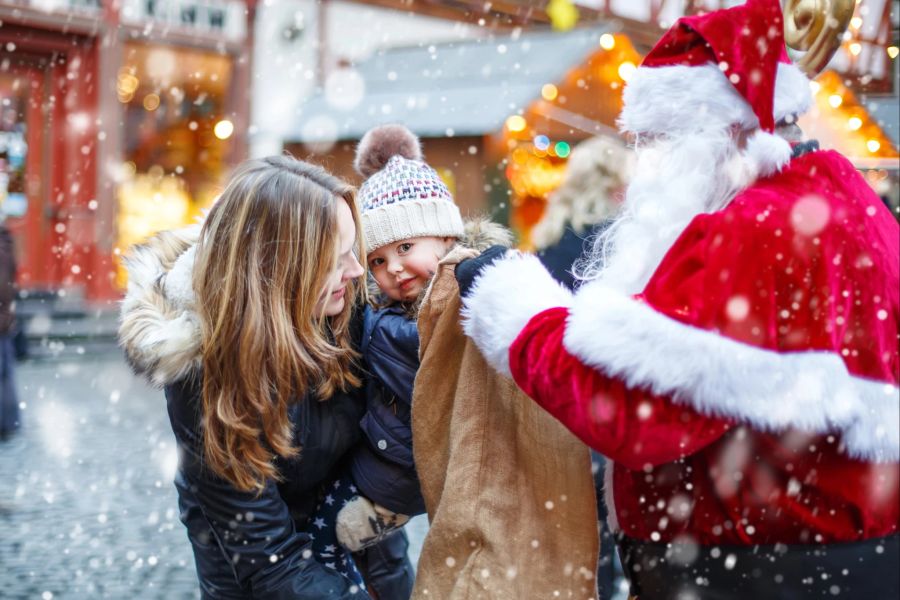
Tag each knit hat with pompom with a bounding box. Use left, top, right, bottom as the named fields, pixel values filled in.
left=355, top=124, right=464, bottom=252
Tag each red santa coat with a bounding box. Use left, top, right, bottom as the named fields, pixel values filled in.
left=462, top=149, right=899, bottom=546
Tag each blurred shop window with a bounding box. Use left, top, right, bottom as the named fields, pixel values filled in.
left=115, top=42, right=234, bottom=286
left=0, top=95, right=28, bottom=220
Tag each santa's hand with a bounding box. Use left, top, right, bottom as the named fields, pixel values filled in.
left=336, top=495, right=410, bottom=553
left=455, top=245, right=510, bottom=298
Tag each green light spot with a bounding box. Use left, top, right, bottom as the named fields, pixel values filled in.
left=555, top=141, right=571, bottom=158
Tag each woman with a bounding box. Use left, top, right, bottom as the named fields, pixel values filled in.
left=119, top=155, right=386, bottom=598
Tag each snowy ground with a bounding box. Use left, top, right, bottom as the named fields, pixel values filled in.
left=0, top=354, right=428, bottom=599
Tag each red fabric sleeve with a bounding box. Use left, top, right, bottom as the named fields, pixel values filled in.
left=509, top=307, right=731, bottom=471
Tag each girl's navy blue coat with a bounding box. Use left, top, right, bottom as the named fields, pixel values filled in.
left=350, top=304, right=426, bottom=516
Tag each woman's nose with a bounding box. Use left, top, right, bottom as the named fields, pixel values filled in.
left=344, top=255, right=364, bottom=280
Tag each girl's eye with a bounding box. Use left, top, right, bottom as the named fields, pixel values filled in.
left=398, top=243, right=412, bottom=253
left=369, top=257, right=384, bottom=268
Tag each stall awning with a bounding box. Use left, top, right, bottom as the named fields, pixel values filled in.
left=288, top=26, right=613, bottom=143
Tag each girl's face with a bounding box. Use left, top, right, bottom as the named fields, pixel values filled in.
left=316, top=200, right=364, bottom=316
left=367, top=236, right=455, bottom=302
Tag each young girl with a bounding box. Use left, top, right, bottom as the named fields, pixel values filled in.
left=335, top=125, right=511, bottom=552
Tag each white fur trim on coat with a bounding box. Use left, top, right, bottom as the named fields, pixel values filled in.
left=461, top=253, right=573, bottom=376
left=118, top=225, right=202, bottom=387
left=619, top=62, right=812, bottom=135
left=773, top=62, right=814, bottom=124
left=563, top=283, right=900, bottom=463
left=164, top=244, right=197, bottom=309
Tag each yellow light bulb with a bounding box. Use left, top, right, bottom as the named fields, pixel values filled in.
left=828, top=94, right=843, bottom=108
left=506, top=115, right=527, bottom=133
left=541, top=84, right=558, bottom=101
left=599, top=34, right=616, bottom=50
left=618, top=61, right=636, bottom=82
left=142, top=94, right=160, bottom=111
left=888, top=46, right=899, bottom=60
left=214, top=119, right=234, bottom=140
left=847, top=117, right=863, bottom=131
left=849, top=42, right=862, bottom=56
left=866, top=140, right=881, bottom=153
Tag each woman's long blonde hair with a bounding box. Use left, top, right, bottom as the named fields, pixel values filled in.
left=193, top=155, right=365, bottom=493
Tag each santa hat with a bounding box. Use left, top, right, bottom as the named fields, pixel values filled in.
left=618, top=0, right=812, bottom=174
left=355, top=124, right=464, bottom=252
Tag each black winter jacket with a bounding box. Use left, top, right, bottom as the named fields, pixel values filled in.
left=350, top=304, right=426, bottom=516
left=166, top=375, right=369, bottom=599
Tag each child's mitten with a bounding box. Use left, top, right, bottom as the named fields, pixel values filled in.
left=336, top=495, right=410, bottom=553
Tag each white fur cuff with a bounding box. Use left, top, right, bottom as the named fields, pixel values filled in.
left=564, top=283, right=900, bottom=463
left=461, top=253, right=573, bottom=376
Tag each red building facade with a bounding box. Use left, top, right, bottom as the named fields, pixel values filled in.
left=0, top=0, right=254, bottom=303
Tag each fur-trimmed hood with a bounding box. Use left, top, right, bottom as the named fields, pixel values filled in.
left=118, top=225, right=202, bottom=387
left=456, top=216, right=514, bottom=253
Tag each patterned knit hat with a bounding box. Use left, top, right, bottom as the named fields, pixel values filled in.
left=355, top=124, right=464, bottom=252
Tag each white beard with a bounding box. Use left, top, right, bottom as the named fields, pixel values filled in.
left=576, top=129, right=758, bottom=294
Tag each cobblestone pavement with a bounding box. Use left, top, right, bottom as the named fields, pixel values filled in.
left=0, top=354, right=427, bottom=600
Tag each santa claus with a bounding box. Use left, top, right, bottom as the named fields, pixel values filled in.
left=458, top=0, right=899, bottom=598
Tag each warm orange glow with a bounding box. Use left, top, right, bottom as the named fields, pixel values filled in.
left=808, top=71, right=898, bottom=161
left=599, top=34, right=616, bottom=50
left=506, top=146, right=567, bottom=199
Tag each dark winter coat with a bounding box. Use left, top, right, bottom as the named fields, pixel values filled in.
left=166, top=375, right=368, bottom=599
left=0, top=225, right=17, bottom=335
left=350, top=219, right=514, bottom=517
left=350, top=304, right=425, bottom=516
left=118, top=226, right=372, bottom=599
left=535, top=221, right=609, bottom=291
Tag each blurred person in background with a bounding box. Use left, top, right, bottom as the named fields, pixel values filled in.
left=119, top=155, right=413, bottom=599
left=530, top=134, right=631, bottom=600
left=531, top=135, right=631, bottom=291
left=0, top=199, right=18, bottom=441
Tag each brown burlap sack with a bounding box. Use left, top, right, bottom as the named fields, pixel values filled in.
left=411, top=248, right=599, bottom=600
